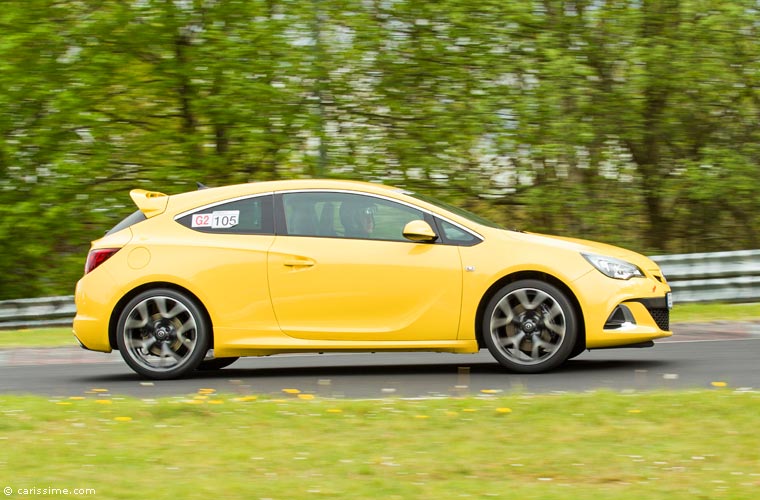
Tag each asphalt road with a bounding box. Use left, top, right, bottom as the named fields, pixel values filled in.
left=1, top=322, right=758, bottom=398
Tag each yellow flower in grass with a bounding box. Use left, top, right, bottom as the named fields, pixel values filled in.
left=233, top=396, right=258, bottom=402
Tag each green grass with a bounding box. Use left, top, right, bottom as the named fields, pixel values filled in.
left=670, top=302, right=760, bottom=323
left=2, top=309, right=759, bottom=498
left=0, top=302, right=758, bottom=348
left=0, top=327, right=78, bottom=348
left=0, top=390, right=757, bottom=499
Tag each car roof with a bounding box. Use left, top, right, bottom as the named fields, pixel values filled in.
left=163, top=179, right=407, bottom=216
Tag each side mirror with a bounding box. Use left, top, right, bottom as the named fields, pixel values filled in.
left=402, top=220, right=438, bottom=243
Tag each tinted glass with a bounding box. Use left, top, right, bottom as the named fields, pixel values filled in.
left=436, top=218, right=481, bottom=246
left=107, top=210, right=147, bottom=235
left=281, top=192, right=424, bottom=242
left=176, top=195, right=273, bottom=234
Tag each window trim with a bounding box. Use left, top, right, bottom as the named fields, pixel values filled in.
left=174, top=192, right=275, bottom=235
left=273, top=189, right=483, bottom=245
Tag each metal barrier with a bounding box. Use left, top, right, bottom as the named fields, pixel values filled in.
left=651, top=249, right=760, bottom=304
left=1, top=249, right=758, bottom=329
left=0, top=295, right=76, bottom=330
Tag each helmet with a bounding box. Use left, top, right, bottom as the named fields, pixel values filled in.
left=340, top=199, right=376, bottom=237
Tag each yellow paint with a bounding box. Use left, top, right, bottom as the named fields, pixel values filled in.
left=73, top=179, right=672, bottom=375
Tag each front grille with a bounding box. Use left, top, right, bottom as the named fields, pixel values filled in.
left=647, top=307, right=670, bottom=331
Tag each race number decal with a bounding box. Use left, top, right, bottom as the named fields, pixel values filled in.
left=191, top=210, right=239, bottom=229
left=211, top=210, right=239, bottom=229
left=192, top=213, right=212, bottom=228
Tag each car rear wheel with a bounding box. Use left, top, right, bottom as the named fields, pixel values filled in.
left=116, top=289, right=210, bottom=379
left=483, top=279, right=577, bottom=373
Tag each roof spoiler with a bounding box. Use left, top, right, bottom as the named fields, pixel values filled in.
left=129, top=189, right=169, bottom=218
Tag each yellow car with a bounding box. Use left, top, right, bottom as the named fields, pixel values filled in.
left=73, top=179, right=672, bottom=379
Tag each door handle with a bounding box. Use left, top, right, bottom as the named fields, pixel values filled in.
left=283, top=258, right=316, bottom=268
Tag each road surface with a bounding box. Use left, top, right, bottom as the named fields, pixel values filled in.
left=1, top=322, right=758, bottom=398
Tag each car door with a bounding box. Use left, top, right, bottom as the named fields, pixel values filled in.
left=172, top=194, right=280, bottom=338
left=267, top=191, right=463, bottom=341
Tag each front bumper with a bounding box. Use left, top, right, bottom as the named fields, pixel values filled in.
left=605, top=296, right=671, bottom=332
left=574, top=271, right=673, bottom=349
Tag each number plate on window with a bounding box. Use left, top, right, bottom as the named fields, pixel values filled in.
left=192, top=210, right=239, bottom=229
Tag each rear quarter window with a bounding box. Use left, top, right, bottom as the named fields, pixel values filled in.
left=107, top=210, right=147, bottom=235
left=175, top=195, right=274, bottom=235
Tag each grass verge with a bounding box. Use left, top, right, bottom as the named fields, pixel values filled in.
left=0, top=327, right=78, bottom=348
left=670, top=302, right=760, bottom=323
left=0, top=390, right=757, bottom=499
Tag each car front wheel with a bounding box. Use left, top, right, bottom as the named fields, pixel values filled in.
left=116, top=288, right=210, bottom=379
left=483, top=279, right=577, bottom=373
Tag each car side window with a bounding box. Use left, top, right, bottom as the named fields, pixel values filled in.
left=176, top=195, right=273, bottom=234
left=436, top=218, right=481, bottom=246
left=281, top=192, right=425, bottom=242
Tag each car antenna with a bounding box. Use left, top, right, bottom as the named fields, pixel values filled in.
left=196, top=182, right=209, bottom=190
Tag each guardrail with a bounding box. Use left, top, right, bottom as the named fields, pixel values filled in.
left=650, top=249, right=760, bottom=304
left=0, top=295, right=76, bottom=330
left=0, top=249, right=758, bottom=329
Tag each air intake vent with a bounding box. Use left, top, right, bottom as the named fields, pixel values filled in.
left=647, top=307, right=670, bottom=331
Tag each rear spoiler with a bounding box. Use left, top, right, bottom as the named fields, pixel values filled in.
left=129, top=189, right=169, bottom=218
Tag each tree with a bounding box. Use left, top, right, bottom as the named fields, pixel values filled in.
left=1, top=0, right=760, bottom=298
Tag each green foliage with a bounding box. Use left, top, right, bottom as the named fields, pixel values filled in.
left=2, top=0, right=760, bottom=298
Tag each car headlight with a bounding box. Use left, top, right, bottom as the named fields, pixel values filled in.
left=582, top=253, right=644, bottom=280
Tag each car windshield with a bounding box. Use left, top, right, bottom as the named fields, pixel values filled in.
left=405, top=192, right=505, bottom=229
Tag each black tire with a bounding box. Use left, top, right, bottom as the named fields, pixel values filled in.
left=483, top=279, right=577, bottom=374
left=567, top=342, right=587, bottom=360
left=116, top=288, right=210, bottom=379
left=197, top=353, right=239, bottom=371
